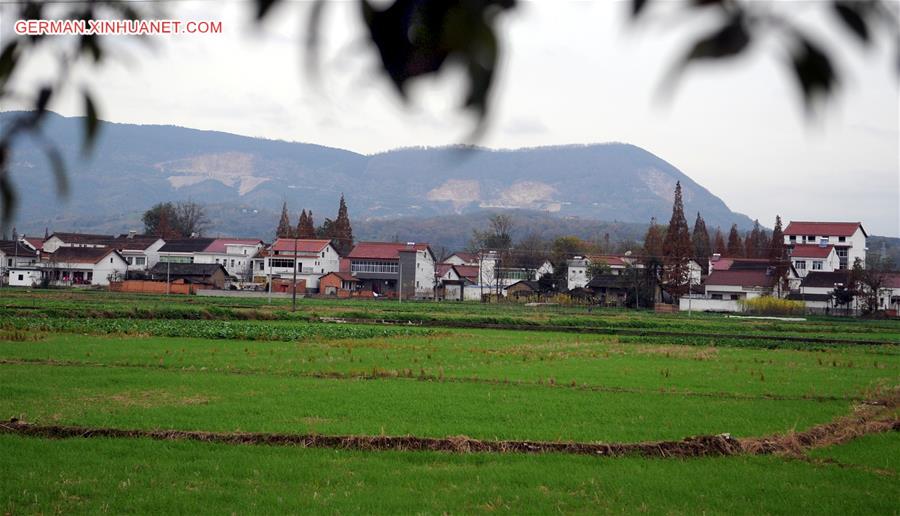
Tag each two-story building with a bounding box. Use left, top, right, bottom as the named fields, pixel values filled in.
left=262, top=239, right=341, bottom=292
left=192, top=238, right=264, bottom=280
left=787, top=244, right=840, bottom=278
left=346, top=242, right=436, bottom=299
left=157, top=238, right=217, bottom=265
left=107, top=233, right=166, bottom=272
left=784, top=221, right=867, bottom=270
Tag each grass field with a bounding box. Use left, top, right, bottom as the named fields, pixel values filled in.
left=1, top=290, right=898, bottom=513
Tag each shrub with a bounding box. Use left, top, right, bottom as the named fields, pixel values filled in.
left=739, top=296, right=805, bottom=316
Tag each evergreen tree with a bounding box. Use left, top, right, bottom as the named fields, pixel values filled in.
left=643, top=217, right=664, bottom=259
left=691, top=212, right=711, bottom=266
left=331, top=194, right=354, bottom=255
left=296, top=209, right=316, bottom=239
left=276, top=202, right=294, bottom=239
left=768, top=215, right=788, bottom=296
left=768, top=215, right=785, bottom=262
left=726, top=224, right=744, bottom=257
left=713, top=228, right=726, bottom=255
left=744, top=219, right=762, bottom=258
left=661, top=181, right=693, bottom=299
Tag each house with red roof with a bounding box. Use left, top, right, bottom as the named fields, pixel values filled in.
left=260, top=239, right=341, bottom=291
left=703, top=269, right=778, bottom=301
left=787, top=244, right=840, bottom=278
left=435, top=263, right=481, bottom=301
left=347, top=242, right=435, bottom=299
left=566, top=255, right=632, bottom=290
left=784, top=221, right=867, bottom=270
left=444, top=252, right=478, bottom=267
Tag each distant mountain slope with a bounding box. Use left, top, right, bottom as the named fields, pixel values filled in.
left=4, top=111, right=754, bottom=236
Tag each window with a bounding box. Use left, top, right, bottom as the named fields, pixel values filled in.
left=110, top=257, right=113, bottom=263
left=789, top=235, right=796, bottom=242
left=270, top=259, right=294, bottom=269
left=795, top=260, right=806, bottom=270
left=215, top=258, right=219, bottom=263
left=321, top=252, right=325, bottom=257
left=126, top=256, right=133, bottom=265
left=350, top=260, right=399, bottom=274
left=230, top=259, right=235, bottom=268
left=17, top=274, right=23, bottom=281
left=812, top=261, right=823, bottom=270
left=711, top=294, right=723, bottom=300
left=258, top=261, right=264, bottom=270
left=6, top=258, right=10, bottom=266
left=838, top=236, right=846, bottom=242
left=135, top=257, right=145, bottom=266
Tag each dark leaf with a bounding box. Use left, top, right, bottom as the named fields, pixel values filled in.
left=833, top=1, right=870, bottom=43
left=82, top=90, right=100, bottom=153
left=81, top=35, right=103, bottom=62
left=41, top=143, right=69, bottom=197
left=791, top=36, right=838, bottom=108
left=35, top=86, right=52, bottom=113
left=256, top=0, right=279, bottom=20
left=0, top=41, right=19, bottom=89
left=0, top=147, right=16, bottom=234
left=686, top=14, right=750, bottom=61
left=631, top=0, right=649, bottom=18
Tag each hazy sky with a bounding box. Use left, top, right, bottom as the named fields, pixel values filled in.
left=3, top=1, right=899, bottom=235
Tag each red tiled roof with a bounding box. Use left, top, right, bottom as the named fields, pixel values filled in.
left=789, top=244, right=834, bottom=259
left=203, top=238, right=262, bottom=254
left=348, top=242, right=430, bottom=260
left=323, top=271, right=359, bottom=282
left=22, top=237, right=43, bottom=251
left=271, top=239, right=331, bottom=254
left=436, top=263, right=455, bottom=278
left=705, top=270, right=776, bottom=288
left=454, top=265, right=479, bottom=281
left=883, top=273, right=900, bottom=289
left=47, top=232, right=114, bottom=244
left=784, top=222, right=864, bottom=237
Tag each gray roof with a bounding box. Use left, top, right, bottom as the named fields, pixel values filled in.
left=800, top=271, right=852, bottom=289
left=158, top=238, right=215, bottom=253
left=0, top=240, right=38, bottom=257
left=149, top=262, right=226, bottom=277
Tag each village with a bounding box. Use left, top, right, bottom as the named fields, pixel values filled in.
left=1, top=197, right=897, bottom=316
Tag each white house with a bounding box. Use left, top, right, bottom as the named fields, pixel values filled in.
left=786, top=270, right=856, bottom=313
left=444, top=252, right=479, bottom=266
left=1, top=240, right=39, bottom=269
left=703, top=269, right=778, bottom=301
left=42, top=247, right=128, bottom=286
left=8, top=266, right=42, bottom=287
left=193, top=238, right=264, bottom=280
left=157, top=238, right=216, bottom=264
left=264, top=239, right=341, bottom=291
left=784, top=221, right=867, bottom=270
left=787, top=244, right=840, bottom=278
left=108, top=234, right=166, bottom=272
left=42, top=232, right=114, bottom=253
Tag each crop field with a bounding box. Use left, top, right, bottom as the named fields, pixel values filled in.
left=1, top=290, right=898, bottom=514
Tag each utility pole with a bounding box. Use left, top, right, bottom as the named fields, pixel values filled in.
left=398, top=259, right=402, bottom=303
left=291, top=237, right=298, bottom=312
left=166, top=259, right=171, bottom=295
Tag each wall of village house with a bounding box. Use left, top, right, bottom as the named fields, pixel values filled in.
left=784, top=228, right=866, bottom=270
left=263, top=247, right=340, bottom=290
left=414, top=250, right=436, bottom=297
left=792, top=250, right=840, bottom=278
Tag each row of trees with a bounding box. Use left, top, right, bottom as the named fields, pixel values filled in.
left=274, top=195, right=355, bottom=255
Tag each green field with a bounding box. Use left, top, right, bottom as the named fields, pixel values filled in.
left=1, top=290, right=898, bottom=513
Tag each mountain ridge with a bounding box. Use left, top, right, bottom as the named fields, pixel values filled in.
left=4, top=111, right=754, bottom=238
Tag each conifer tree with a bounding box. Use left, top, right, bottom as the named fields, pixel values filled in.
left=768, top=215, right=785, bottom=262
left=727, top=224, right=744, bottom=257
left=691, top=212, right=711, bottom=266
left=744, top=219, right=762, bottom=258
left=276, top=202, right=294, bottom=239
left=642, top=217, right=665, bottom=304
left=661, top=181, right=693, bottom=299
left=296, top=209, right=316, bottom=239
left=331, top=194, right=354, bottom=255
left=713, top=228, right=726, bottom=255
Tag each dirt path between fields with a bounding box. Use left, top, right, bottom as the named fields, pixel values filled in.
left=2, top=393, right=896, bottom=458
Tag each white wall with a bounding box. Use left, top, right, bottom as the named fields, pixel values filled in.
left=414, top=249, right=436, bottom=297
left=679, top=297, right=743, bottom=313
left=8, top=269, right=41, bottom=287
